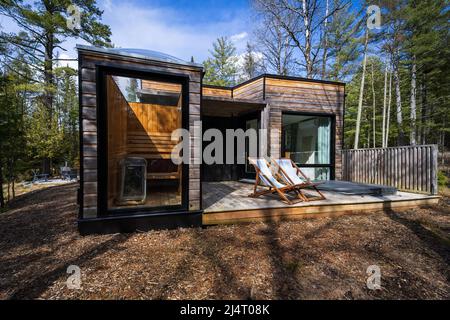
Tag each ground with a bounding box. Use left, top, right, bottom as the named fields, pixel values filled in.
left=0, top=183, right=449, bottom=300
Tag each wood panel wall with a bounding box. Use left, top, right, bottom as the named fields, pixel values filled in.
left=264, top=77, right=345, bottom=179
left=233, top=78, right=264, bottom=100
left=79, top=50, right=202, bottom=219
left=202, top=86, right=232, bottom=98
left=142, top=80, right=182, bottom=93
left=127, top=102, right=180, bottom=159
left=342, top=145, right=438, bottom=195
left=107, top=76, right=129, bottom=207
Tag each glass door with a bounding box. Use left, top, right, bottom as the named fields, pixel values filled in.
left=282, top=113, right=334, bottom=181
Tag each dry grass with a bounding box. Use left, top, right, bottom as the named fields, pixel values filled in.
left=0, top=183, right=448, bottom=300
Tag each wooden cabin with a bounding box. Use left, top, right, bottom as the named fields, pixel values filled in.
left=76, top=45, right=346, bottom=234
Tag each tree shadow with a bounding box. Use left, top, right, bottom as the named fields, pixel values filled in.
left=8, top=233, right=132, bottom=299
left=383, top=203, right=450, bottom=267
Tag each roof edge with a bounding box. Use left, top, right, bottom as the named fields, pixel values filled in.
left=203, top=73, right=346, bottom=91
left=76, top=44, right=203, bottom=70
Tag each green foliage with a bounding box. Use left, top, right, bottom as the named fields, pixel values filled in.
left=327, top=0, right=362, bottom=81
left=240, top=42, right=260, bottom=82
left=203, top=37, right=238, bottom=86
left=126, top=78, right=138, bottom=102
left=438, top=171, right=448, bottom=187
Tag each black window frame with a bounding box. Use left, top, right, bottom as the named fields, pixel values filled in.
left=281, top=111, right=336, bottom=180
left=96, top=64, right=190, bottom=217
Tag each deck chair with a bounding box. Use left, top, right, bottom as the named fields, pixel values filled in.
left=248, top=157, right=304, bottom=205
left=270, top=158, right=326, bottom=201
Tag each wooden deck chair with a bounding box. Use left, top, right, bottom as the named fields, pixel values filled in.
left=248, top=157, right=303, bottom=205
left=270, top=157, right=326, bottom=201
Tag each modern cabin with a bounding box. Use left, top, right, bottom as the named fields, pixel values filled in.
left=77, top=45, right=438, bottom=234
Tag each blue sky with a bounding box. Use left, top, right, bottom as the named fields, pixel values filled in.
left=0, top=0, right=254, bottom=67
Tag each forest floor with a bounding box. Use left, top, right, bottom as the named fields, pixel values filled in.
left=0, top=183, right=449, bottom=300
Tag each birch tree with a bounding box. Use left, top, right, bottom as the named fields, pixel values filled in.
left=381, top=65, right=388, bottom=147
left=371, top=62, right=376, bottom=148
left=255, top=18, right=295, bottom=75
left=354, top=28, right=369, bottom=149
left=385, top=70, right=392, bottom=147
left=253, top=0, right=349, bottom=78
left=410, top=57, right=417, bottom=145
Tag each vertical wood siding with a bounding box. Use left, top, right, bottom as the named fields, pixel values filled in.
left=342, top=145, right=438, bottom=195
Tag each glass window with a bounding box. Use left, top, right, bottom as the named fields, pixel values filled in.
left=106, top=75, right=183, bottom=211
left=282, top=114, right=332, bottom=181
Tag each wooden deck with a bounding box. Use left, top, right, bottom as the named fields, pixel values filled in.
left=202, top=181, right=440, bottom=225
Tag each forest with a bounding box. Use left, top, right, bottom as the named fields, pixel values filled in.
left=0, top=0, right=449, bottom=207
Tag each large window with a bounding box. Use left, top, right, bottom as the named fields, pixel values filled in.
left=104, top=73, right=185, bottom=212
left=282, top=113, right=333, bottom=180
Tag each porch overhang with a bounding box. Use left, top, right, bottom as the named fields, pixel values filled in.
left=202, top=96, right=266, bottom=117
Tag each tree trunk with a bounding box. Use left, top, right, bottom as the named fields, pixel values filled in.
left=385, top=70, right=392, bottom=147
left=410, top=58, right=417, bottom=145
left=354, top=29, right=369, bottom=149
left=420, top=79, right=428, bottom=144
left=303, top=0, right=313, bottom=78
left=0, top=161, right=4, bottom=208
left=393, top=54, right=405, bottom=146
left=371, top=62, right=376, bottom=148
left=382, top=65, right=388, bottom=147
left=321, top=0, right=329, bottom=79
left=42, top=32, right=54, bottom=175
left=8, top=159, right=15, bottom=200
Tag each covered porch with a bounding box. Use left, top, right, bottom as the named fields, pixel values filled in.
left=202, top=181, right=440, bottom=225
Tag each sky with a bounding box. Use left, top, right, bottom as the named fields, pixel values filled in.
left=0, top=0, right=255, bottom=68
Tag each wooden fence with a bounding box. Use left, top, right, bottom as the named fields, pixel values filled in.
left=342, top=145, right=438, bottom=195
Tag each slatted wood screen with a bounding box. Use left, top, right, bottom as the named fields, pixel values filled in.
left=342, top=145, right=438, bottom=195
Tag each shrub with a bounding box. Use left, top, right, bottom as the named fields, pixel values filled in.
left=437, top=170, right=448, bottom=187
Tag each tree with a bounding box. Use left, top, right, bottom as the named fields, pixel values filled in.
left=240, top=42, right=260, bottom=82
left=354, top=29, right=369, bottom=149
left=203, top=37, right=238, bottom=86
left=126, top=78, right=138, bottom=102
left=381, top=65, right=388, bottom=147
left=253, top=0, right=350, bottom=78
left=254, top=17, right=294, bottom=75
left=0, top=0, right=111, bottom=173
left=327, top=0, right=362, bottom=81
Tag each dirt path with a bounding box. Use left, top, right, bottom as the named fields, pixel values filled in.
left=0, top=183, right=448, bottom=299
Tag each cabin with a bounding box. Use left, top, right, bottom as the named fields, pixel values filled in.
left=77, top=45, right=439, bottom=234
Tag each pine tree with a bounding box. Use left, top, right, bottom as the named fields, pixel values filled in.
left=126, top=78, right=138, bottom=102
left=240, top=42, right=259, bottom=82
left=0, top=0, right=111, bottom=174
left=203, top=37, right=238, bottom=86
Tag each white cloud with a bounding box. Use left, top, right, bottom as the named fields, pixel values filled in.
left=230, top=32, right=248, bottom=42
left=97, top=1, right=251, bottom=62
left=2, top=0, right=253, bottom=68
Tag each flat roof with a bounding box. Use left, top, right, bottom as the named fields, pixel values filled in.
left=204, top=74, right=345, bottom=89
left=76, top=45, right=345, bottom=86
left=76, top=45, right=203, bottom=69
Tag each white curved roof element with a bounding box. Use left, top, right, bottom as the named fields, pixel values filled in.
left=76, top=45, right=203, bottom=68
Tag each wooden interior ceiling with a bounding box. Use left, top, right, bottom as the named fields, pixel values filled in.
left=202, top=97, right=265, bottom=117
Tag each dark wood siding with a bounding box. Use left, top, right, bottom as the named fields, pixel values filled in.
left=78, top=50, right=202, bottom=219
left=264, top=77, right=345, bottom=179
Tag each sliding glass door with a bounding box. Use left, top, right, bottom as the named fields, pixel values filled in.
left=282, top=113, right=334, bottom=180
